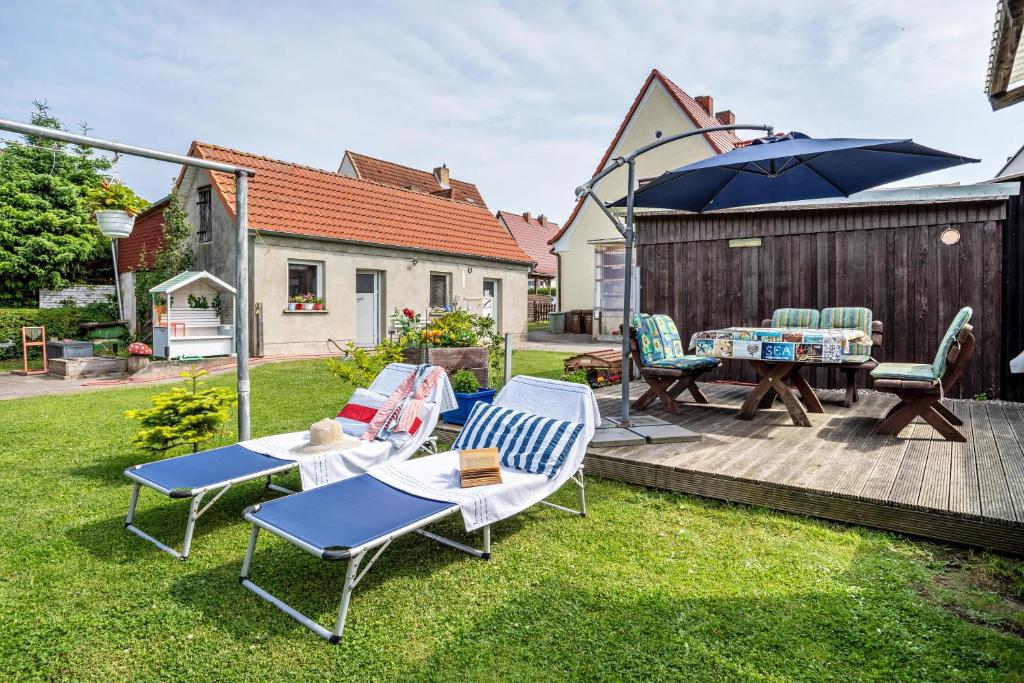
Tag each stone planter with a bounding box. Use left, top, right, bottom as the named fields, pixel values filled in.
left=402, top=346, right=489, bottom=388
left=94, top=210, right=135, bottom=238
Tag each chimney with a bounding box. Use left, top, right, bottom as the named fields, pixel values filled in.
left=433, top=164, right=450, bottom=188
left=522, top=211, right=531, bottom=222
left=715, top=110, right=735, bottom=126
left=537, top=214, right=547, bottom=226
left=695, top=95, right=713, bottom=116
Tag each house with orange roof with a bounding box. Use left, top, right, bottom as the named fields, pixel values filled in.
left=495, top=210, right=559, bottom=291
left=549, top=68, right=746, bottom=339
left=173, top=142, right=531, bottom=355
left=338, top=151, right=487, bottom=207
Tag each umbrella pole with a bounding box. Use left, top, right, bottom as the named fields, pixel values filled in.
left=620, top=160, right=636, bottom=427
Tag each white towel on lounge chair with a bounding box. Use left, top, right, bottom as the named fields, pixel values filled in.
left=241, top=364, right=455, bottom=489
left=369, top=376, right=598, bottom=530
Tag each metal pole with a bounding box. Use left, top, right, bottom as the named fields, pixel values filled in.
left=620, top=160, right=636, bottom=426
left=235, top=171, right=251, bottom=441
left=110, top=239, right=123, bottom=320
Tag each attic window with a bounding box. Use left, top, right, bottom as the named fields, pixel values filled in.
left=196, top=187, right=212, bottom=243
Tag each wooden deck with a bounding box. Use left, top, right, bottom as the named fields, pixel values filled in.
left=586, top=383, right=1024, bottom=554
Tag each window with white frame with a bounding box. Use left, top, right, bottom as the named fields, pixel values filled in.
left=288, top=260, right=324, bottom=302
left=429, top=272, right=451, bottom=308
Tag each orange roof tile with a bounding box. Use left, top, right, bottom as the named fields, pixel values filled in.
left=550, top=69, right=742, bottom=245
left=497, top=211, right=560, bottom=277
left=344, top=151, right=487, bottom=207
left=186, top=142, right=531, bottom=265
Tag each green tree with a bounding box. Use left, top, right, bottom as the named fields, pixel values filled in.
left=125, top=368, right=236, bottom=453
left=132, top=191, right=193, bottom=338
left=0, top=101, right=133, bottom=306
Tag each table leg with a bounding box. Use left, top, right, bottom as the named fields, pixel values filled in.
left=738, top=361, right=811, bottom=427
left=788, top=366, right=824, bottom=414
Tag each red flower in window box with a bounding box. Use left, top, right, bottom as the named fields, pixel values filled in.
left=402, top=307, right=415, bottom=319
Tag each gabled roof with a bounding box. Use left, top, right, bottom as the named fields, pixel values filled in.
left=185, top=142, right=531, bottom=265
left=342, top=151, right=487, bottom=207
left=985, top=0, right=1024, bottom=110
left=150, top=270, right=236, bottom=294
left=994, top=143, right=1024, bottom=181
left=549, top=69, right=741, bottom=246
left=496, top=211, right=560, bottom=277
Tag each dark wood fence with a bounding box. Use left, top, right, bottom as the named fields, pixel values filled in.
left=528, top=295, right=555, bottom=322
left=636, top=197, right=1016, bottom=399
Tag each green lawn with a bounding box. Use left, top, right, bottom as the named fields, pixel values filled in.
left=1, top=356, right=1022, bottom=681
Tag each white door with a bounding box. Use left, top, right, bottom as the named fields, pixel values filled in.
left=355, top=271, right=379, bottom=346
left=482, top=279, right=500, bottom=329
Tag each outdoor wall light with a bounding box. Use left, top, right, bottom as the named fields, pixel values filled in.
left=468, top=267, right=473, bottom=273
left=940, top=227, right=961, bottom=246
left=654, top=129, right=663, bottom=139
left=411, top=258, right=419, bottom=266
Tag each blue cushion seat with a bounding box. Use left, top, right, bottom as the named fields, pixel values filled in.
left=650, top=356, right=720, bottom=370
left=633, top=312, right=721, bottom=372
left=871, top=362, right=939, bottom=383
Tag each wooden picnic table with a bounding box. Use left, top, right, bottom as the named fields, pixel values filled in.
left=689, top=326, right=870, bottom=426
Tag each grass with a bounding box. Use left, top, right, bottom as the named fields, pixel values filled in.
left=528, top=320, right=550, bottom=332
left=0, top=355, right=1022, bottom=681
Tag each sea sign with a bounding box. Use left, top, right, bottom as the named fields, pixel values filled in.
left=762, top=342, right=796, bottom=361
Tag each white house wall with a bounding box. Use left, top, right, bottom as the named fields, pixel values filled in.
left=553, top=78, right=721, bottom=327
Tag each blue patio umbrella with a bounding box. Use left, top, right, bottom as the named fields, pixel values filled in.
left=611, top=132, right=979, bottom=212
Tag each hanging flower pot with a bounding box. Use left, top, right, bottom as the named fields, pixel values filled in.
left=94, top=210, right=136, bottom=238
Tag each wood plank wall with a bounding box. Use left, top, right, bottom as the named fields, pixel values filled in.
left=637, top=199, right=1008, bottom=398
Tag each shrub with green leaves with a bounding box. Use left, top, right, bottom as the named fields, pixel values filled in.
left=560, top=368, right=589, bottom=385
left=125, top=368, right=236, bottom=453
left=325, top=340, right=404, bottom=388
left=450, top=368, right=479, bottom=393
left=0, top=302, right=117, bottom=359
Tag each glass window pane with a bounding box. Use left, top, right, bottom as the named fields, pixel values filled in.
left=355, top=273, right=375, bottom=294
left=288, top=263, right=319, bottom=297
left=429, top=273, right=449, bottom=308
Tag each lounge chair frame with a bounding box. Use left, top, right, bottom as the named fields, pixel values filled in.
left=238, top=467, right=586, bottom=644
left=874, top=325, right=975, bottom=442
left=125, top=437, right=438, bottom=561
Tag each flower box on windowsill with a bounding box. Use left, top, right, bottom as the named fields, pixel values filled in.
left=283, top=308, right=329, bottom=314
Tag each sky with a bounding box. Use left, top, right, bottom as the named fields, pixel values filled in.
left=2, top=1, right=1021, bottom=223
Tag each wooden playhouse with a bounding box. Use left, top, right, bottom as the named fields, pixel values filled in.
left=150, top=271, right=236, bottom=360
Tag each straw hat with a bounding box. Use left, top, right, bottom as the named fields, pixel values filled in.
left=292, top=418, right=357, bottom=454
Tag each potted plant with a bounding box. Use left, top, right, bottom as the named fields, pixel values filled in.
left=443, top=368, right=497, bottom=425
left=313, top=296, right=324, bottom=311
left=287, top=295, right=301, bottom=311
left=85, top=180, right=149, bottom=238
left=301, top=292, right=316, bottom=310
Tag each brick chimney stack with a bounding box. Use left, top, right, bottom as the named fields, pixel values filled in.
left=695, top=95, right=714, bottom=116
left=537, top=214, right=547, bottom=226
left=433, top=164, right=450, bottom=188
left=522, top=211, right=531, bottom=222
left=715, top=110, right=735, bottom=125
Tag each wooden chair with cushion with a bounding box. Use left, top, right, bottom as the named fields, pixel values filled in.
left=819, top=306, right=884, bottom=408
left=871, top=306, right=974, bottom=442
left=760, top=308, right=821, bottom=329
left=627, top=313, right=720, bottom=415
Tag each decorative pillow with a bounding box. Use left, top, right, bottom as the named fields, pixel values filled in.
left=632, top=313, right=667, bottom=365
left=453, top=402, right=583, bottom=479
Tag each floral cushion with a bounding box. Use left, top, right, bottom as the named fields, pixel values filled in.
left=632, top=313, right=667, bottom=365
left=821, top=307, right=873, bottom=357
left=871, top=362, right=939, bottom=383
left=652, top=314, right=685, bottom=357
left=649, top=356, right=721, bottom=370
left=932, top=307, right=973, bottom=378
left=770, top=308, right=820, bottom=328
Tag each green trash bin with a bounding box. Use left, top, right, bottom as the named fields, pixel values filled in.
left=549, top=311, right=566, bottom=334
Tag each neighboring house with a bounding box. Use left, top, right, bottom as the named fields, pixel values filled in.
left=985, top=0, right=1024, bottom=110
left=338, top=151, right=487, bottom=207
left=114, top=195, right=171, bottom=333
left=995, top=143, right=1024, bottom=181
left=548, top=68, right=744, bottom=339
left=495, top=210, right=559, bottom=290
left=175, top=142, right=531, bottom=355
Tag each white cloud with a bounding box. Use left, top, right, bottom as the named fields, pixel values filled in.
left=0, top=0, right=1019, bottom=221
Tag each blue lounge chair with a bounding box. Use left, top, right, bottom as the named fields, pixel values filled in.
left=238, top=376, right=597, bottom=643
left=123, top=363, right=446, bottom=560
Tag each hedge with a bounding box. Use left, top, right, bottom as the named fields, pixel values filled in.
left=0, top=303, right=118, bottom=359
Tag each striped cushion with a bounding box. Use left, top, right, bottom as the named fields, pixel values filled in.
left=820, top=307, right=873, bottom=357
left=650, top=356, right=720, bottom=370
left=771, top=308, right=820, bottom=328
left=452, top=403, right=583, bottom=479
left=932, top=307, right=973, bottom=378
left=871, top=362, right=939, bottom=383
